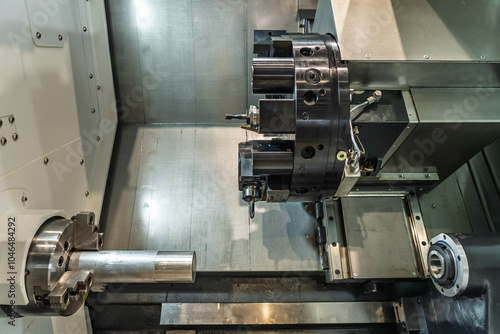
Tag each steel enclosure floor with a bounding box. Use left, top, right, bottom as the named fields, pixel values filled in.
left=100, top=124, right=321, bottom=272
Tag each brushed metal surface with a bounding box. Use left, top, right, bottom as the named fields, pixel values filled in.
left=106, top=0, right=300, bottom=123
left=160, top=302, right=396, bottom=325
left=342, top=197, right=419, bottom=278
left=101, top=125, right=321, bottom=272
left=106, top=0, right=145, bottom=123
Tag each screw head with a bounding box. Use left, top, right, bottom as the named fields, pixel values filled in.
left=97, top=85, right=101, bottom=90
left=83, top=27, right=87, bottom=32
left=353, top=273, right=358, bottom=277
left=0, top=119, right=3, bottom=126
left=80, top=159, right=84, bottom=165
left=91, top=108, right=96, bottom=113
left=85, top=191, right=90, bottom=197
left=365, top=54, right=371, bottom=58
left=8, top=115, right=15, bottom=123
left=96, top=136, right=100, bottom=141
left=89, top=73, right=93, bottom=79
left=0, top=137, right=6, bottom=145
left=58, top=35, right=63, bottom=41
left=21, top=196, right=28, bottom=203
left=43, top=157, right=49, bottom=164
left=12, top=133, right=18, bottom=141
left=302, top=112, right=309, bottom=120
left=480, top=55, right=486, bottom=59
left=36, top=32, right=41, bottom=39
left=412, top=272, right=417, bottom=276
left=423, top=55, right=429, bottom=59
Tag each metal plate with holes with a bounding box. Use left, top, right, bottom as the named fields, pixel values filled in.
left=342, top=196, right=419, bottom=278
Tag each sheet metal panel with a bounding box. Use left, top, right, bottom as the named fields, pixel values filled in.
left=341, top=197, right=419, bottom=278
left=102, top=125, right=321, bottom=272
left=160, top=302, right=396, bottom=325
left=106, top=0, right=145, bottom=123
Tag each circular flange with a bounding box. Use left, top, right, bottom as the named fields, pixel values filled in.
left=290, top=35, right=349, bottom=201
left=428, top=233, right=469, bottom=297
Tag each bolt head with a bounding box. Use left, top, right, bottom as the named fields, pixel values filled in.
left=0, top=137, right=6, bottom=145
left=83, top=27, right=87, bottom=32
left=365, top=54, right=371, bottom=58
left=80, top=159, right=84, bottom=165
left=58, top=35, right=63, bottom=41
left=96, top=136, right=100, bottom=141
left=43, top=157, right=49, bottom=164
left=8, top=115, right=15, bottom=123
left=91, top=108, right=96, bottom=113
left=423, top=55, right=429, bottom=59
left=12, top=133, right=18, bottom=140
left=97, top=85, right=101, bottom=90
left=89, top=74, right=93, bottom=79
left=85, top=191, right=90, bottom=197
left=36, top=32, right=41, bottom=39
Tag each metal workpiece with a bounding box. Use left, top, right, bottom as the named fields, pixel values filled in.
left=428, top=233, right=500, bottom=333
left=160, top=302, right=397, bottom=325
left=68, top=251, right=196, bottom=283
left=252, top=57, right=295, bottom=94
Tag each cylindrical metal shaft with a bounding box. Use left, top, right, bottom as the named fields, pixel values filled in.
left=253, top=150, right=294, bottom=175
left=68, top=251, right=196, bottom=283
left=253, top=58, right=295, bottom=94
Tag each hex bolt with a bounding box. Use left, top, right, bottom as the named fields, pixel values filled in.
left=12, top=133, right=18, bottom=140
left=8, top=115, right=15, bottom=123
left=36, top=32, right=41, bottom=39
left=1, top=137, right=6, bottom=145
left=58, top=35, right=63, bottom=41
left=43, top=157, right=49, bottom=164
left=83, top=27, right=87, bottom=32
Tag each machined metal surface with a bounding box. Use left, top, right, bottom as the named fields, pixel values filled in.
left=289, top=35, right=350, bottom=201
left=69, top=251, right=195, bottom=283
left=252, top=58, right=295, bottom=94
left=160, top=302, right=397, bottom=325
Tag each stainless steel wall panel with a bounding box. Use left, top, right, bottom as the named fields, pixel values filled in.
left=106, top=0, right=145, bottom=123
left=137, top=0, right=197, bottom=123
left=106, top=0, right=300, bottom=123
left=191, top=0, right=247, bottom=123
